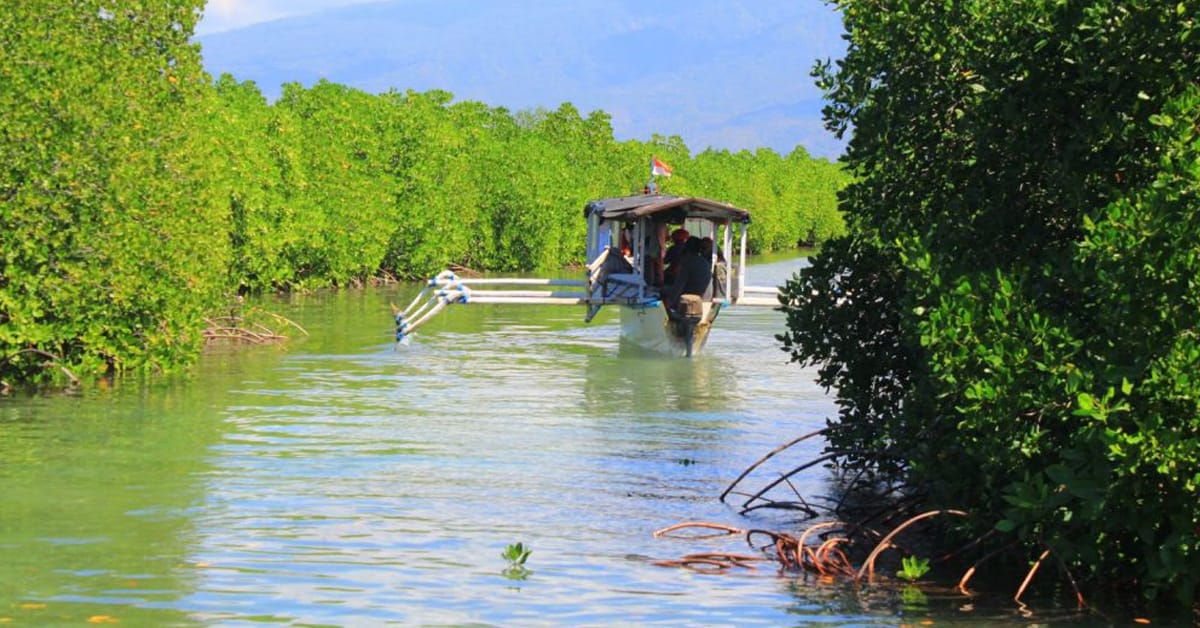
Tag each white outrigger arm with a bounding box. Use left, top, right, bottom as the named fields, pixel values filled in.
left=392, top=194, right=782, bottom=353
left=392, top=272, right=591, bottom=342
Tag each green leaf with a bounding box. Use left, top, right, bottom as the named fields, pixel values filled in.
left=1045, top=463, right=1074, bottom=486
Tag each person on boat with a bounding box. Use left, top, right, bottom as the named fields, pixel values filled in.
left=602, top=244, right=634, bottom=276
left=701, top=237, right=728, bottom=301
left=664, top=236, right=712, bottom=313
left=662, top=227, right=690, bottom=285
left=643, top=221, right=666, bottom=287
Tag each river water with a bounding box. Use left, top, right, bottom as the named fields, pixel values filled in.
left=1, top=256, right=1117, bottom=626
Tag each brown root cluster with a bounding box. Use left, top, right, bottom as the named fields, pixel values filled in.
left=203, top=310, right=307, bottom=345
left=653, top=430, right=1088, bottom=610
left=652, top=511, right=967, bottom=585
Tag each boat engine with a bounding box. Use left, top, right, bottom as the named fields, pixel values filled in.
left=674, top=294, right=704, bottom=357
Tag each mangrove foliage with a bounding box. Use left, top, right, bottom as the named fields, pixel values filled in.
left=781, top=0, right=1199, bottom=608
left=0, top=1, right=847, bottom=387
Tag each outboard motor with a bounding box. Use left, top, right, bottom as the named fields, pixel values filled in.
left=675, top=294, right=704, bottom=357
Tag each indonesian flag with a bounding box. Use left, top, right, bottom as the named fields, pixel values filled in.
left=651, top=155, right=673, bottom=177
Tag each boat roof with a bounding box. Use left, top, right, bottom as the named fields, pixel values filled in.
left=584, top=194, right=751, bottom=224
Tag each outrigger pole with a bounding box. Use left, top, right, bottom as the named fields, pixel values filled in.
left=392, top=271, right=588, bottom=342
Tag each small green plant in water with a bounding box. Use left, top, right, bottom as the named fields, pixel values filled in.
left=897, top=555, right=930, bottom=582
left=502, top=542, right=532, bottom=567
left=501, top=542, right=532, bottom=580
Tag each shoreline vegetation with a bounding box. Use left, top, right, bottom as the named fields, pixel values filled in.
left=779, top=0, right=1199, bottom=614
left=0, top=2, right=846, bottom=389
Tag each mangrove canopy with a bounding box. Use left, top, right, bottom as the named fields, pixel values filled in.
left=781, top=0, right=1199, bottom=607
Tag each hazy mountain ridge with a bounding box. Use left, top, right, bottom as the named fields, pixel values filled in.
left=196, top=0, right=846, bottom=158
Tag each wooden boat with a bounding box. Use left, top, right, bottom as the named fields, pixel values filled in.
left=393, top=194, right=781, bottom=357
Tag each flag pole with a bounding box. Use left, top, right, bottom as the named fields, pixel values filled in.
left=648, top=155, right=655, bottom=194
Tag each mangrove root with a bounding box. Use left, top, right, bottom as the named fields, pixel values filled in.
left=856, top=509, right=968, bottom=583
left=203, top=310, right=303, bottom=345
left=653, top=521, right=744, bottom=539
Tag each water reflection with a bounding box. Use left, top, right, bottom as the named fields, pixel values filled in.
left=0, top=255, right=1142, bottom=626
left=777, top=578, right=1100, bottom=625
left=0, top=379, right=233, bottom=626
left=583, top=341, right=736, bottom=416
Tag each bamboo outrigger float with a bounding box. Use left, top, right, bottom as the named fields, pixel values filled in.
left=393, top=193, right=782, bottom=357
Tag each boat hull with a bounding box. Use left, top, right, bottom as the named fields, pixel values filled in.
left=619, top=302, right=721, bottom=357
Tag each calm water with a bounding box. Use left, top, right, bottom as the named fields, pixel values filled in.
left=0, top=256, right=1123, bottom=626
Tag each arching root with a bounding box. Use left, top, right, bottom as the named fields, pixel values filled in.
left=653, top=522, right=744, bottom=539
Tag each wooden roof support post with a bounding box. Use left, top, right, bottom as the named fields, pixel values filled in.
left=736, top=222, right=748, bottom=303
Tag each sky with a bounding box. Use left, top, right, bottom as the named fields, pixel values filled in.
left=197, top=0, right=379, bottom=35
left=194, top=0, right=849, bottom=159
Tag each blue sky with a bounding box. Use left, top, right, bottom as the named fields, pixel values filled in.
left=197, top=0, right=378, bottom=35
left=195, top=1, right=849, bottom=159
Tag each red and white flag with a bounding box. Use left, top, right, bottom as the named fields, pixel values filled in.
left=651, top=156, right=673, bottom=177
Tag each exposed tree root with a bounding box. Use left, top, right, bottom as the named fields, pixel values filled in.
left=956, top=541, right=1018, bottom=594
left=203, top=308, right=304, bottom=345
left=655, top=437, right=1094, bottom=615
left=738, top=451, right=842, bottom=514
left=371, top=269, right=399, bottom=285
left=653, top=521, right=744, bottom=539
left=1014, top=547, right=1052, bottom=604
left=856, top=509, right=968, bottom=583
left=1051, top=547, right=1087, bottom=608
left=258, top=310, right=309, bottom=336
left=720, top=428, right=826, bottom=502
left=0, top=348, right=81, bottom=390
left=656, top=520, right=847, bottom=578
left=448, top=263, right=482, bottom=277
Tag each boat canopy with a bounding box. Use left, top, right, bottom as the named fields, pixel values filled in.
left=584, top=194, right=751, bottom=224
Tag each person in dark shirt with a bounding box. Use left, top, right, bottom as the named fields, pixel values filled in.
left=662, top=228, right=690, bottom=285
left=701, top=237, right=727, bottom=300
left=664, top=236, right=712, bottom=312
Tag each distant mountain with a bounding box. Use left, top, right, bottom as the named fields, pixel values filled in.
left=195, top=0, right=847, bottom=159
